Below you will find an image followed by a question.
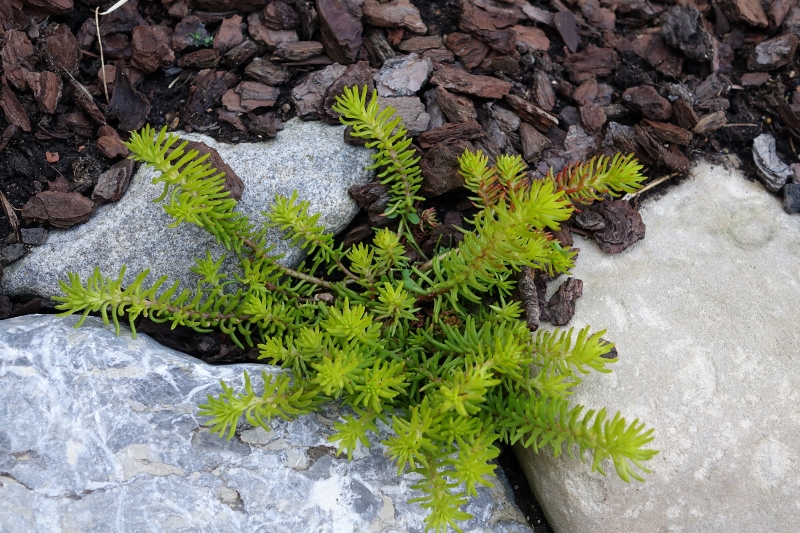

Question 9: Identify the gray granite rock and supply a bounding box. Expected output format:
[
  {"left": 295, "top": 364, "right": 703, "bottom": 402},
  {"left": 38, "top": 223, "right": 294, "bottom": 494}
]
[
  {"left": 516, "top": 162, "right": 800, "bottom": 532},
  {"left": 378, "top": 96, "right": 430, "bottom": 136},
  {"left": 1, "top": 119, "right": 373, "bottom": 302},
  {"left": 374, "top": 53, "right": 432, "bottom": 97},
  {"left": 0, "top": 314, "right": 532, "bottom": 533},
  {"left": 753, "top": 133, "right": 793, "bottom": 192}
]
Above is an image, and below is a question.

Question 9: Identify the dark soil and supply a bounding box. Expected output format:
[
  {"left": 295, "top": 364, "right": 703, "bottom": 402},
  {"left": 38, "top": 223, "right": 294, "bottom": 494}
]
[{"left": 3, "top": 0, "right": 800, "bottom": 530}]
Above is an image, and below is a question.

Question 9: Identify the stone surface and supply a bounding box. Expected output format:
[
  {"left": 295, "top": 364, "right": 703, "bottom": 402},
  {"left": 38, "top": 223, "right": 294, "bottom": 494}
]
[
  {"left": 374, "top": 53, "right": 432, "bottom": 97},
  {"left": 0, "top": 314, "right": 532, "bottom": 533},
  {"left": 516, "top": 162, "right": 800, "bottom": 533},
  {"left": 2, "top": 120, "right": 373, "bottom": 301},
  {"left": 377, "top": 96, "right": 430, "bottom": 136}
]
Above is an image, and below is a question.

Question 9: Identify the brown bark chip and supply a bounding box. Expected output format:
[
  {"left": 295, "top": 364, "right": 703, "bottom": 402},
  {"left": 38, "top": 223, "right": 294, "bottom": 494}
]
[
  {"left": 546, "top": 277, "right": 583, "bottom": 326},
  {"left": 363, "top": 0, "right": 427, "bottom": 34},
  {"left": 718, "top": 0, "right": 769, "bottom": 27},
  {"left": 317, "top": 0, "right": 363, "bottom": 64},
  {"left": 622, "top": 86, "right": 672, "bottom": 121},
  {"left": 1, "top": 30, "right": 35, "bottom": 91},
  {"left": 553, "top": 9, "right": 580, "bottom": 53},
  {"left": 519, "top": 122, "right": 551, "bottom": 162},
  {"left": 418, "top": 120, "right": 484, "bottom": 149},
  {"left": 562, "top": 45, "right": 616, "bottom": 84},
  {"left": 106, "top": 67, "right": 151, "bottom": 132},
  {"left": 25, "top": 71, "right": 61, "bottom": 114},
  {"left": 430, "top": 67, "right": 512, "bottom": 99},
  {"left": 518, "top": 266, "right": 540, "bottom": 332},
  {"left": 41, "top": 23, "right": 81, "bottom": 77},
  {"left": 443, "top": 33, "right": 490, "bottom": 69},
  {"left": 131, "top": 25, "right": 176, "bottom": 74},
  {"left": 420, "top": 139, "right": 474, "bottom": 197},
  {"left": 92, "top": 159, "right": 136, "bottom": 203},
  {"left": 20, "top": 0, "right": 72, "bottom": 15},
  {"left": 22, "top": 191, "right": 94, "bottom": 228},
  {"left": 320, "top": 61, "right": 375, "bottom": 124},
  {"left": 180, "top": 140, "right": 245, "bottom": 200},
  {"left": 97, "top": 135, "right": 130, "bottom": 159},
  {"left": 577, "top": 200, "right": 646, "bottom": 254},
  {"left": 435, "top": 86, "right": 477, "bottom": 124},
  {"left": 504, "top": 94, "right": 558, "bottom": 132},
  {"left": 0, "top": 83, "right": 31, "bottom": 132}
]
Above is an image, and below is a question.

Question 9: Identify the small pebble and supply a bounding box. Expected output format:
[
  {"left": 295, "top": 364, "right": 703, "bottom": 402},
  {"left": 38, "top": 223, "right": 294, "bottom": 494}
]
[{"left": 20, "top": 227, "right": 48, "bottom": 245}]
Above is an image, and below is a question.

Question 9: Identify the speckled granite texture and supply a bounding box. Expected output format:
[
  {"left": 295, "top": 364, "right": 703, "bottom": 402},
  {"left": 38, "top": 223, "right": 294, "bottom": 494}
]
[{"left": 2, "top": 119, "right": 373, "bottom": 302}]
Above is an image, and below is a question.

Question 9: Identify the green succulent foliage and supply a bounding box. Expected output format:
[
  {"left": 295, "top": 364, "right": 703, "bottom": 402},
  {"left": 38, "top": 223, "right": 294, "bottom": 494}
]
[{"left": 53, "top": 87, "right": 657, "bottom": 532}]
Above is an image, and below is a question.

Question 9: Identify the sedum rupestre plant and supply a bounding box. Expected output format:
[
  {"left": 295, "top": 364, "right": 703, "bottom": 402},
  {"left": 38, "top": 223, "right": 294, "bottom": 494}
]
[{"left": 54, "top": 85, "right": 656, "bottom": 532}]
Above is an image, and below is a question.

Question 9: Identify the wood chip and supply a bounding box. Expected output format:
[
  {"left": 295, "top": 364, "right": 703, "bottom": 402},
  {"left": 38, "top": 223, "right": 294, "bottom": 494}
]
[
  {"left": 504, "top": 94, "right": 558, "bottom": 132},
  {"left": 430, "top": 67, "right": 511, "bottom": 99},
  {"left": 693, "top": 110, "right": 728, "bottom": 134},
  {"left": 418, "top": 120, "right": 484, "bottom": 149},
  {"left": 0, "top": 83, "right": 31, "bottom": 132}
]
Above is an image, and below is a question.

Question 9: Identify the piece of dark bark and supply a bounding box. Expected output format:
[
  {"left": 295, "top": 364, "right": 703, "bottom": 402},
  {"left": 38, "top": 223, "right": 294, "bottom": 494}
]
[
  {"left": 247, "top": 11, "right": 298, "bottom": 49},
  {"left": 179, "top": 49, "right": 221, "bottom": 68},
  {"left": 69, "top": 80, "right": 106, "bottom": 124},
  {"left": 748, "top": 33, "right": 799, "bottom": 71},
  {"left": 572, "top": 79, "right": 597, "bottom": 107},
  {"left": 214, "top": 14, "right": 244, "bottom": 53},
  {"left": 0, "top": 83, "right": 31, "bottom": 132},
  {"left": 263, "top": 0, "right": 300, "bottom": 30},
  {"left": 21, "top": 191, "right": 94, "bottom": 228},
  {"left": 459, "top": 3, "right": 516, "bottom": 54},
  {"left": 633, "top": 124, "right": 689, "bottom": 173},
  {"left": 740, "top": 72, "right": 770, "bottom": 87},
  {"left": 512, "top": 25, "right": 550, "bottom": 53},
  {"left": 41, "top": 23, "right": 81, "bottom": 77},
  {"left": 418, "top": 120, "right": 484, "bottom": 149},
  {"left": 317, "top": 0, "right": 363, "bottom": 64},
  {"left": 245, "top": 57, "right": 292, "bottom": 85},
  {"left": 398, "top": 35, "right": 442, "bottom": 53},
  {"left": 435, "top": 86, "right": 477, "bottom": 124},
  {"left": 660, "top": 4, "right": 713, "bottom": 61},
  {"left": 420, "top": 139, "right": 474, "bottom": 197},
  {"left": 583, "top": 200, "right": 646, "bottom": 254},
  {"left": 106, "top": 66, "right": 151, "bottom": 132},
  {"left": 271, "top": 40, "right": 324, "bottom": 61},
  {"left": 553, "top": 9, "right": 579, "bottom": 53},
  {"left": 580, "top": 104, "right": 606, "bottom": 133},
  {"left": 504, "top": 94, "right": 558, "bottom": 132},
  {"left": 1, "top": 30, "right": 35, "bottom": 91},
  {"left": 430, "top": 67, "right": 512, "bottom": 99},
  {"left": 622, "top": 85, "right": 672, "bottom": 121},
  {"left": 291, "top": 63, "right": 347, "bottom": 119},
  {"left": 131, "top": 25, "right": 175, "bottom": 74},
  {"left": 546, "top": 277, "right": 583, "bottom": 326},
  {"left": 693, "top": 110, "right": 728, "bottom": 134},
  {"left": 778, "top": 103, "right": 800, "bottom": 139},
  {"left": 363, "top": 0, "right": 427, "bottom": 34},
  {"left": 222, "top": 39, "right": 262, "bottom": 68},
  {"left": 642, "top": 118, "right": 693, "bottom": 145},
  {"left": 752, "top": 133, "right": 792, "bottom": 192},
  {"left": 171, "top": 140, "right": 245, "bottom": 200},
  {"left": 519, "top": 122, "right": 551, "bottom": 162},
  {"left": 784, "top": 183, "right": 800, "bottom": 214},
  {"left": 172, "top": 15, "right": 207, "bottom": 51},
  {"left": 92, "top": 159, "right": 136, "bottom": 203},
  {"left": 562, "top": 45, "right": 616, "bottom": 84},
  {"left": 247, "top": 112, "right": 282, "bottom": 138},
  {"left": 25, "top": 71, "right": 61, "bottom": 114},
  {"left": 97, "top": 135, "right": 130, "bottom": 159},
  {"left": 349, "top": 182, "right": 390, "bottom": 210},
  {"left": 320, "top": 60, "right": 375, "bottom": 124},
  {"left": 518, "top": 265, "right": 540, "bottom": 331},
  {"left": 443, "top": 32, "right": 490, "bottom": 69},
  {"left": 717, "top": 0, "right": 769, "bottom": 27},
  {"left": 532, "top": 70, "right": 556, "bottom": 111},
  {"left": 182, "top": 69, "right": 236, "bottom": 125},
  {"left": 20, "top": 0, "right": 72, "bottom": 15},
  {"left": 192, "top": 0, "right": 267, "bottom": 11},
  {"left": 218, "top": 110, "right": 248, "bottom": 132},
  {"left": 672, "top": 98, "right": 698, "bottom": 129}
]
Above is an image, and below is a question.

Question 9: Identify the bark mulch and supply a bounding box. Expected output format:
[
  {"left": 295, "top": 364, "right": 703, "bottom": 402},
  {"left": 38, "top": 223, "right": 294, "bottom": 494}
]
[{"left": 3, "top": 1, "right": 800, "bottom": 529}]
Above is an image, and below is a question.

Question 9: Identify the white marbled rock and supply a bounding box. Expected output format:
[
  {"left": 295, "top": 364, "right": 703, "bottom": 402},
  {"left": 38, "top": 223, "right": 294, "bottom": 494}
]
[
  {"left": 0, "top": 314, "right": 532, "bottom": 533},
  {"left": 516, "top": 162, "right": 800, "bottom": 532},
  {"left": 1, "top": 119, "right": 373, "bottom": 302}
]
